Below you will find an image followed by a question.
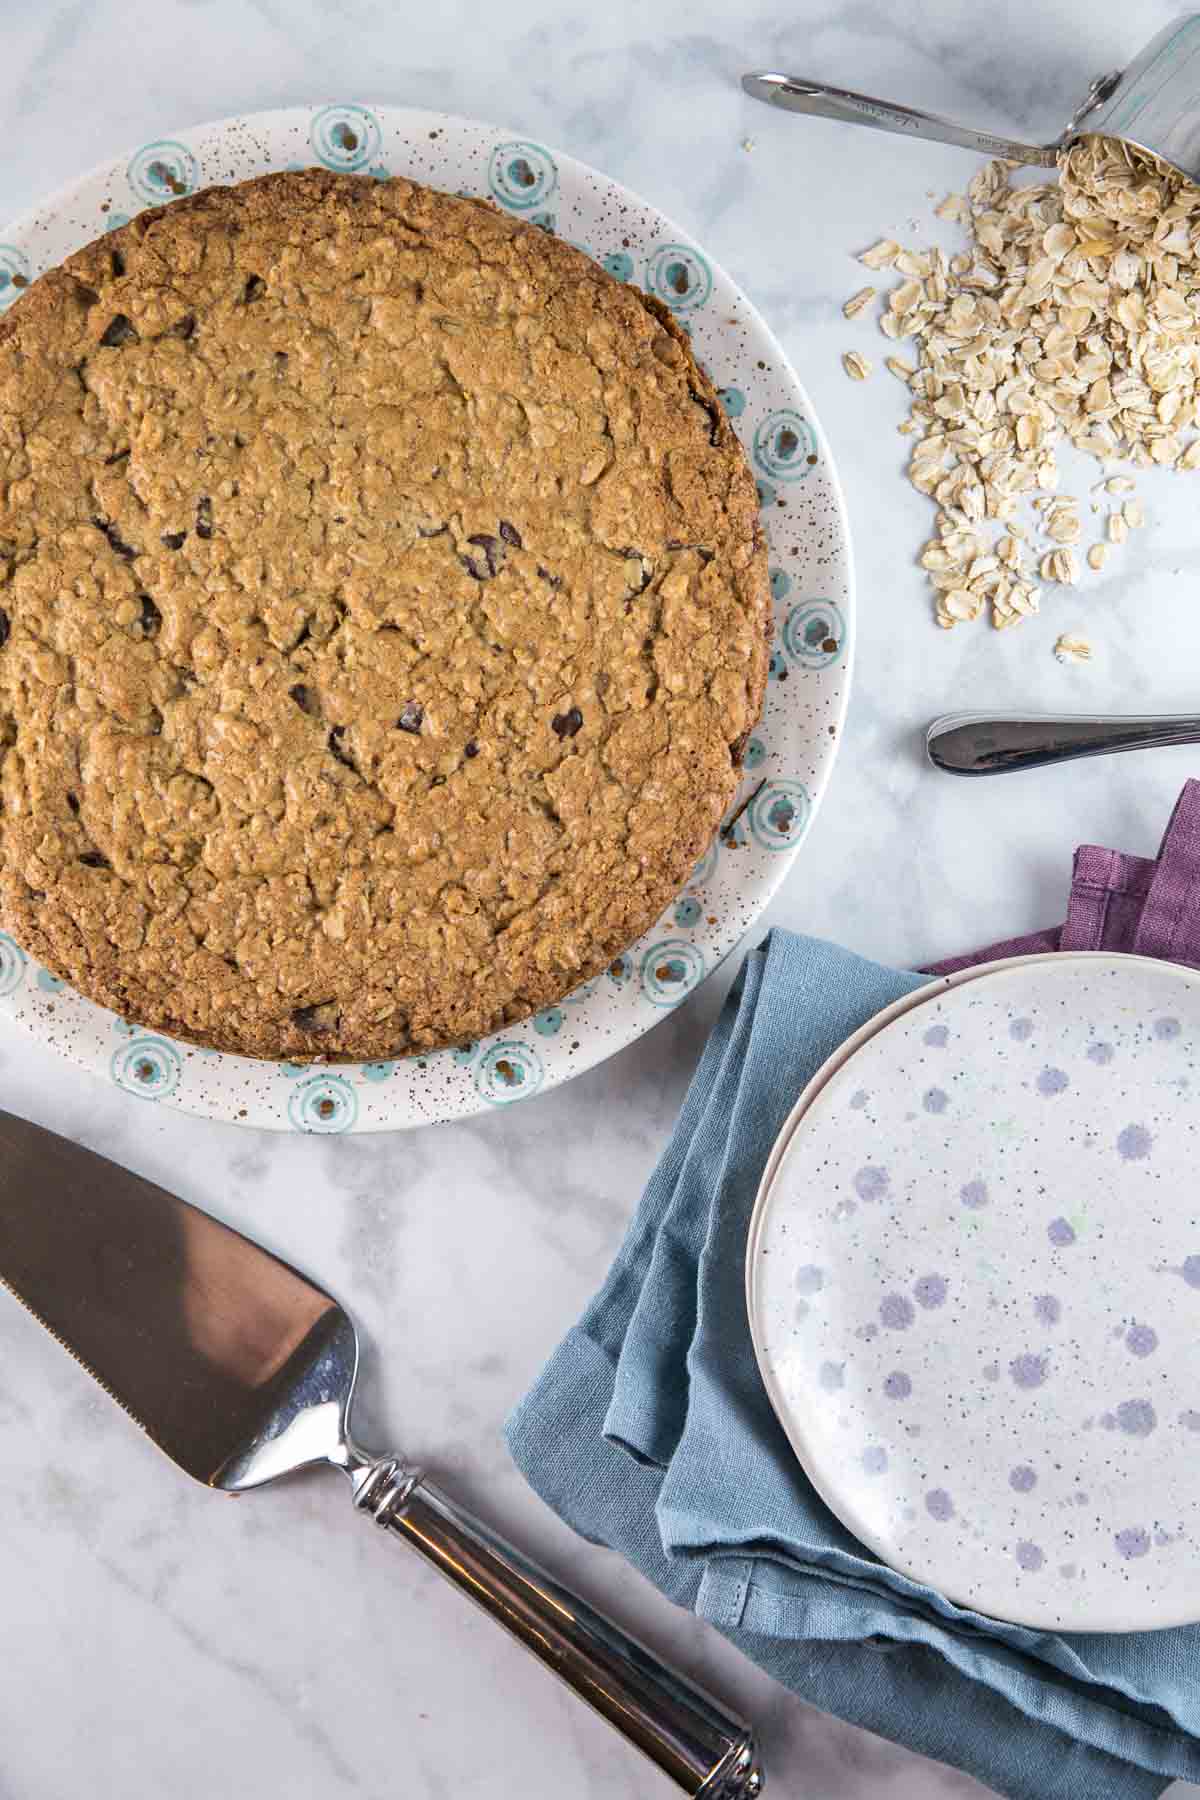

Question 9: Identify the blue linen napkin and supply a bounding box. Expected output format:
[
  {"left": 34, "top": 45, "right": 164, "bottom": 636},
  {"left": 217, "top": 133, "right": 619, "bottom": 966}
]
[{"left": 506, "top": 931, "right": 1200, "bottom": 1800}]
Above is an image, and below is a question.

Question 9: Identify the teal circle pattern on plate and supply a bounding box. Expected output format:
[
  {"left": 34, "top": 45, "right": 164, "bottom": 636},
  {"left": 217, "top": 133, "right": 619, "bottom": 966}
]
[
  {"left": 744, "top": 737, "right": 766, "bottom": 771},
  {"left": 674, "top": 896, "right": 702, "bottom": 927},
  {"left": 474, "top": 1040, "right": 544, "bottom": 1104},
  {"left": 689, "top": 836, "right": 719, "bottom": 887},
  {"left": 126, "top": 141, "right": 200, "bottom": 204},
  {"left": 602, "top": 250, "right": 633, "bottom": 282},
  {"left": 0, "top": 932, "right": 26, "bottom": 996},
  {"left": 718, "top": 386, "right": 746, "bottom": 418},
  {"left": 753, "top": 409, "right": 817, "bottom": 482},
  {"left": 644, "top": 243, "right": 712, "bottom": 313},
  {"left": 770, "top": 568, "right": 793, "bottom": 603},
  {"left": 533, "top": 1007, "right": 564, "bottom": 1036},
  {"left": 450, "top": 1042, "right": 478, "bottom": 1066},
  {"left": 35, "top": 967, "right": 64, "bottom": 993},
  {"left": 784, "top": 599, "right": 847, "bottom": 669},
  {"left": 640, "top": 939, "right": 706, "bottom": 1007},
  {"left": 748, "top": 780, "right": 811, "bottom": 852},
  {"left": 111, "top": 1035, "right": 182, "bottom": 1101},
  {"left": 607, "top": 954, "right": 633, "bottom": 988},
  {"left": 360, "top": 1060, "right": 397, "bottom": 1082},
  {"left": 0, "top": 246, "right": 31, "bottom": 312},
  {"left": 288, "top": 1072, "right": 359, "bottom": 1133},
  {"left": 488, "top": 140, "right": 558, "bottom": 211},
  {"left": 309, "top": 104, "right": 383, "bottom": 173}
]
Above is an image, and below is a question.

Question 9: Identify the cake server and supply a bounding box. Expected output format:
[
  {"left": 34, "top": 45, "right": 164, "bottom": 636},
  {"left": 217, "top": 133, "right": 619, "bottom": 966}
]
[
  {"left": 0, "top": 1108, "right": 762, "bottom": 1797},
  {"left": 743, "top": 14, "right": 1200, "bottom": 185}
]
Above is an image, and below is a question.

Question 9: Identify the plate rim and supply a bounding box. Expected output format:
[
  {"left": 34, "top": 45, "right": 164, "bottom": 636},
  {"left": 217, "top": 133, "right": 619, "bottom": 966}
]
[
  {"left": 746, "top": 949, "right": 1200, "bottom": 1632},
  {"left": 0, "top": 102, "right": 855, "bottom": 1130}
]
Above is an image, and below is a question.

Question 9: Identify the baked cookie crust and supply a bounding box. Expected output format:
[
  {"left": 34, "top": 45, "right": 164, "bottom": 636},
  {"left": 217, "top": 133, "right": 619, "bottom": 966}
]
[{"left": 0, "top": 170, "right": 769, "bottom": 1058}]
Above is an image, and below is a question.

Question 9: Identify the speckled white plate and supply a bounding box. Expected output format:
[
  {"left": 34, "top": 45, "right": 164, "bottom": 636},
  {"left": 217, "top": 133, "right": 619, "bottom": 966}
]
[
  {"left": 0, "top": 103, "right": 852, "bottom": 1132},
  {"left": 749, "top": 952, "right": 1200, "bottom": 1631}
]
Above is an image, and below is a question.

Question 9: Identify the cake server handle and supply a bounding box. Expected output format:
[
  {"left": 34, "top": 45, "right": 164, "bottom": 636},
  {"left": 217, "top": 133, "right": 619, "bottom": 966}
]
[
  {"left": 350, "top": 1456, "right": 763, "bottom": 1794},
  {"left": 741, "top": 72, "right": 1060, "bottom": 166}
]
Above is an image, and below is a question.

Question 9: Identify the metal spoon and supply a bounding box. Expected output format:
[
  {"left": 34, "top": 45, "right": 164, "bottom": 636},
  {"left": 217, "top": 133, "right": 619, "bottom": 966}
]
[
  {"left": 744, "top": 15, "right": 1200, "bottom": 186},
  {"left": 740, "top": 72, "right": 1066, "bottom": 167},
  {"left": 926, "top": 712, "right": 1200, "bottom": 775}
]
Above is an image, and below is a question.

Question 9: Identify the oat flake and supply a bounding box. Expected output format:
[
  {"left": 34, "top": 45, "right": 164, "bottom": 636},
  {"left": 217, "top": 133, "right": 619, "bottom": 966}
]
[{"left": 843, "top": 286, "right": 876, "bottom": 319}]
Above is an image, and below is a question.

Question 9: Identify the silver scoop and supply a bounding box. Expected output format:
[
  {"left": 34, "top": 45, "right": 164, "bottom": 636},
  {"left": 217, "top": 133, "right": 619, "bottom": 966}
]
[{"left": 744, "top": 15, "right": 1200, "bottom": 182}]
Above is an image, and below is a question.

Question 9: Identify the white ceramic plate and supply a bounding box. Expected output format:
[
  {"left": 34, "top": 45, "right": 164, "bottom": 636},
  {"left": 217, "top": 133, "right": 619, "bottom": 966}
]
[
  {"left": 752, "top": 952, "right": 1105, "bottom": 1205},
  {"left": 749, "top": 953, "right": 1200, "bottom": 1631},
  {"left": 0, "top": 103, "right": 852, "bottom": 1132}
]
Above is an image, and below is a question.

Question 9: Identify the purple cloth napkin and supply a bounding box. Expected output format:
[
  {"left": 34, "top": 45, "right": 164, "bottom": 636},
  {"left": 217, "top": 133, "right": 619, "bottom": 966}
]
[{"left": 928, "top": 779, "right": 1200, "bottom": 976}]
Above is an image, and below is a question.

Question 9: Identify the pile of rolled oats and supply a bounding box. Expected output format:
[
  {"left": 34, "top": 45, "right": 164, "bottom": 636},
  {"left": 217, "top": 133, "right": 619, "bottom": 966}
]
[{"left": 845, "top": 136, "right": 1200, "bottom": 634}]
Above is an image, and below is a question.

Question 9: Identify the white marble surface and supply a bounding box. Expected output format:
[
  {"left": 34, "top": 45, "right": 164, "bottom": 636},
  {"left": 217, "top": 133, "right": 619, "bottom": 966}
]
[{"left": 2, "top": 3, "right": 1199, "bottom": 1796}]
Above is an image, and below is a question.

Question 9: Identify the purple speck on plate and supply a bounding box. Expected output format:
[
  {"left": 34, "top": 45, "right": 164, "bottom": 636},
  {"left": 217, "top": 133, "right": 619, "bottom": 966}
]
[
  {"left": 1015, "top": 1540, "right": 1045, "bottom": 1572},
  {"left": 1010, "top": 1352, "right": 1048, "bottom": 1390},
  {"left": 884, "top": 1370, "right": 912, "bottom": 1401},
  {"left": 853, "top": 1165, "right": 889, "bottom": 1202},
  {"left": 923, "top": 1086, "right": 949, "bottom": 1114},
  {"left": 1087, "top": 1041, "right": 1115, "bottom": 1065},
  {"left": 1009, "top": 1017, "right": 1034, "bottom": 1042},
  {"left": 1117, "top": 1123, "right": 1153, "bottom": 1162},
  {"left": 1033, "top": 1294, "right": 1061, "bottom": 1327},
  {"left": 1116, "top": 1398, "right": 1157, "bottom": 1437},
  {"left": 1047, "top": 1217, "right": 1076, "bottom": 1248},
  {"left": 925, "top": 1487, "right": 954, "bottom": 1522},
  {"left": 1125, "top": 1322, "right": 1158, "bottom": 1358},
  {"left": 913, "top": 1273, "right": 948, "bottom": 1310},
  {"left": 1036, "top": 1066, "right": 1070, "bottom": 1097},
  {"left": 1115, "top": 1526, "right": 1151, "bottom": 1560},
  {"left": 923, "top": 1024, "right": 949, "bottom": 1048},
  {"left": 959, "top": 1178, "right": 988, "bottom": 1210},
  {"left": 862, "top": 1445, "right": 888, "bottom": 1475},
  {"left": 879, "top": 1293, "right": 915, "bottom": 1330},
  {"left": 1009, "top": 1464, "right": 1037, "bottom": 1493}
]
